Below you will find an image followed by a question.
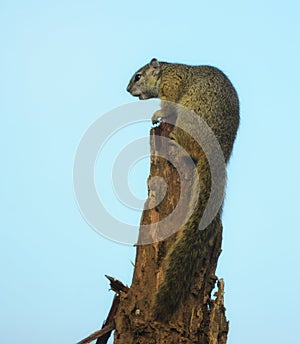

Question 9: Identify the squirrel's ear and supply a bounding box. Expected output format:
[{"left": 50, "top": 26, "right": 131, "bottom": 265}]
[{"left": 149, "top": 58, "right": 160, "bottom": 75}]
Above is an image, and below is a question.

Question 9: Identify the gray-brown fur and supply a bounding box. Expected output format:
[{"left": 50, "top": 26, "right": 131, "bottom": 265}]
[{"left": 127, "top": 58, "right": 239, "bottom": 321}]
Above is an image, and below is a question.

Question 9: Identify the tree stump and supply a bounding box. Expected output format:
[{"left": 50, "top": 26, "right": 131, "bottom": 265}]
[{"left": 113, "top": 121, "right": 228, "bottom": 344}]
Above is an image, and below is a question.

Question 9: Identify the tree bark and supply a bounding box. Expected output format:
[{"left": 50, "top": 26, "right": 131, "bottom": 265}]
[{"left": 113, "top": 122, "right": 228, "bottom": 344}]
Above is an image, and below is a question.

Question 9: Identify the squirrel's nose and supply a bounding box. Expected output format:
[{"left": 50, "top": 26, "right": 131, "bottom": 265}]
[{"left": 126, "top": 84, "right": 131, "bottom": 93}]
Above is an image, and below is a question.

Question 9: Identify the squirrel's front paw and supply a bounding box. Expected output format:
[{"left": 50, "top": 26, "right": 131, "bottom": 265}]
[{"left": 152, "top": 110, "right": 163, "bottom": 125}]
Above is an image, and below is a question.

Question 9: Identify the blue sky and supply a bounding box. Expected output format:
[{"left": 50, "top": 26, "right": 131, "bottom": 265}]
[{"left": 1, "top": 1, "right": 300, "bottom": 343}]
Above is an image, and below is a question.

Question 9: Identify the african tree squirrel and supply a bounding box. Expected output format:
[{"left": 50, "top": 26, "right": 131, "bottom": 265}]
[{"left": 127, "top": 58, "right": 239, "bottom": 321}]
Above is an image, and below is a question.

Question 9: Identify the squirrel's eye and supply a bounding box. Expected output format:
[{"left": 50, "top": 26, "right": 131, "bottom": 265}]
[{"left": 134, "top": 73, "right": 141, "bottom": 82}]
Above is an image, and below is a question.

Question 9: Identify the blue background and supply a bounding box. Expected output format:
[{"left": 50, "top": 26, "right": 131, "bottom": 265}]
[{"left": 1, "top": 1, "right": 300, "bottom": 343}]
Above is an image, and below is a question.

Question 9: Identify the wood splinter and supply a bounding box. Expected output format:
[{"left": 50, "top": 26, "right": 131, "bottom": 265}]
[{"left": 76, "top": 276, "right": 128, "bottom": 344}]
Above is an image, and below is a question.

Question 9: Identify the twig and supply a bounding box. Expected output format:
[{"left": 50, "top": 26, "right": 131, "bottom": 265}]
[{"left": 76, "top": 323, "right": 115, "bottom": 344}]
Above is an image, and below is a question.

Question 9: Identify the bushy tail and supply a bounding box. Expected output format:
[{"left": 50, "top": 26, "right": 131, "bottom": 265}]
[{"left": 153, "top": 158, "right": 224, "bottom": 322}]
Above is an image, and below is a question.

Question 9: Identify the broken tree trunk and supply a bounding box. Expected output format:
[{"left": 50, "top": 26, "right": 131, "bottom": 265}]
[{"left": 113, "top": 122, "right": 229, "bottom": 344}]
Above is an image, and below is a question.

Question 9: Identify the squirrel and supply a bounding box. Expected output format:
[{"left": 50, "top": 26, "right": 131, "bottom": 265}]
[{"left": 127, "top": 58, "right": 240, "bottom": 321}]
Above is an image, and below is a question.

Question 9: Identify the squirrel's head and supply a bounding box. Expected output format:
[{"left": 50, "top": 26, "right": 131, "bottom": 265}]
[{"left": 127, "top": 58, "right": 161, "bottom": 100}]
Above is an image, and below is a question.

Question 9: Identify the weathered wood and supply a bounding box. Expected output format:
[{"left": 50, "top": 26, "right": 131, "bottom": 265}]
[{"left": 113, "top": 122, "right": 228, "bottom": 343}]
